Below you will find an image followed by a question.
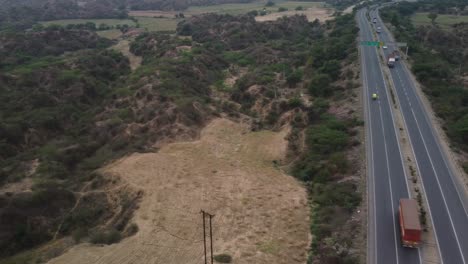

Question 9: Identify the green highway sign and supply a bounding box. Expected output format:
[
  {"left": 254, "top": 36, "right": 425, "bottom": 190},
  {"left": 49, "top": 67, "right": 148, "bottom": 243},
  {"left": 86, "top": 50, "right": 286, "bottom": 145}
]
[{"left": 360, "top": 41, "right": 383, "bottom": 46}]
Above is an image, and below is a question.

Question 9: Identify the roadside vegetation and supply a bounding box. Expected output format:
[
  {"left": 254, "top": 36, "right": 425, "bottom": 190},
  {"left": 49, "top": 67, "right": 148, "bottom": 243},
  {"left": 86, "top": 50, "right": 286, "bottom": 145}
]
[
  {"left": 380, "top": 0, "right": 468, "bottom": 156},
  {"left": 291, "top": 14, "right": 363, "bottom": 263}
]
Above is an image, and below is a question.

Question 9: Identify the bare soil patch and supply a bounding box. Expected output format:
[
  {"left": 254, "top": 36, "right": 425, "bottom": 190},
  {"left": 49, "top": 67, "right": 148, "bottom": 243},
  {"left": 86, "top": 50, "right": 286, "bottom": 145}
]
[
  {"left": 47, "top": 118, "right": 309, "bottom": 264},
  {"left": 255, "top": 8, "right": 333, "bottom": 22}
]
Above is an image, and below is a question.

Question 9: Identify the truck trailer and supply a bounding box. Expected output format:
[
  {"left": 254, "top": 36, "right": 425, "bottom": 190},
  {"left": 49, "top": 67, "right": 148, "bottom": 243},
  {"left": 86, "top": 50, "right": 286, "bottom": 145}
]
[{"left": 399, "top": 199, "right": 422, "bottom": 248}]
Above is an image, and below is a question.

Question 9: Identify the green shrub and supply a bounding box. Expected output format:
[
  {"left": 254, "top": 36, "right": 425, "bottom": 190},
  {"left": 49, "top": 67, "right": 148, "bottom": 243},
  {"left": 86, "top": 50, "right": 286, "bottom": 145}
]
[
  {"left": 463, "top": 162, "right": 468, "bottom": 174},
  {"left": 126, "top": 223, "right": 139, "bottom": 236},
  {"left": 286, "top": 69, "right": 303, "bottom": 87},
  {"left": 308, "top": 74, "right": 332, "bottom": 97},
  {"left": 90, "top": 229, "right": 121, "bottom": 245},
  {"left": 306, "top": 125, "right": 349, "bottom": 155},
  {"left": 72, "top": 228, "right": 88, "bottom": 243},
  {"left": 223, "top": 51, "right": 254, "bottom": 67},
  {"left": 214, "top": 253, "right": 232, "bottom": 263},
  {"left": 288, "top": 97, "right": 303, "bottom": 108}
]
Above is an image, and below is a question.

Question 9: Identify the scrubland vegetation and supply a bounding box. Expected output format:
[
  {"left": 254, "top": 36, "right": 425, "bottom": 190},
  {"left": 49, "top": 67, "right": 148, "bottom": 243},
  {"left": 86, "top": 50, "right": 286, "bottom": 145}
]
[{"left": 0, "top": 0, "right": 363, "bottom": 261}]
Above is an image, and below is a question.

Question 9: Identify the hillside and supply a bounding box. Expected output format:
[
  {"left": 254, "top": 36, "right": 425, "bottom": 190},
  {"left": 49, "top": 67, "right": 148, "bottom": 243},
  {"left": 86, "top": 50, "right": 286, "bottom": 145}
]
[
  {"left": 0, "top": 11, "right": 363, "bottom": 264},
  {"left": 47, "top": 118, "right": 310, "bottom": 264}
]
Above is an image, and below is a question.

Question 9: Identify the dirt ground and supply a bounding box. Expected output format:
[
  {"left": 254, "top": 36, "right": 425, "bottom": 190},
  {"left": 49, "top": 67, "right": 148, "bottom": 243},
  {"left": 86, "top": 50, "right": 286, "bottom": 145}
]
[
  {"left": 47, "top": 118, "right": 310, "bottom": 264},
  {"left": 255, "top": 8, "right": 333, "bottom": 22}
]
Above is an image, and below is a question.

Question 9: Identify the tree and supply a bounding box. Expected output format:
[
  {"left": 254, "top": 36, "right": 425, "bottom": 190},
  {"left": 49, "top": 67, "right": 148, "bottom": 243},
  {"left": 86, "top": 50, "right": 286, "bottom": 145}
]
[
  {"left": 247, "top": 10, "right": 258, "bottom": 16},
  {"left": 286, "top": 69, "right": 303, "bottom": 87},
  {"left": 452, "top": 114, "right": 468, "bottom": 144},
  {"left": 390, "top": 12, "right": 400, "bottom": 27},
  {"left": 98, "top": 23, "right": 110, "bottom": 30},
  {"left": 295, "top": 6, "right": 304, "bottom": 11},
  {"left": 32, "top": 23, "right": 44, "bottom": 31},
  {"left": 278, "top": 7, "right": 288, "bottom": 12},
  {"left": 308, "top": 74, "right": 332, "bottom": 97},
  {"left": 265, "top": 0, "right": 275, "bottom": 7},
  {"left": 428, "top": 13, "right": 438, "bottom": 24}
]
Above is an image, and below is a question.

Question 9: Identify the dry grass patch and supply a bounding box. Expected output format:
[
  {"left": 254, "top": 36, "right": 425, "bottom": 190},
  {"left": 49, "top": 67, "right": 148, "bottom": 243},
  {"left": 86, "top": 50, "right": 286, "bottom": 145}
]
[{"left": 47, "top": 119, "right": 309, "bottom": 264}]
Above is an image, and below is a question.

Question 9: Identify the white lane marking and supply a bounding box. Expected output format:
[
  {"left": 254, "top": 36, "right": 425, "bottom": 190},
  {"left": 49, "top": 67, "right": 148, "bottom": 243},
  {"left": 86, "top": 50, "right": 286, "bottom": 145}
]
[
  {"left": 408, "top": 100, "right": 467, "bottom": 264},
  {"left": 399, "top": 62, "right": 468, "bottom": 219},
  {"left": 396, "top": 72, "right": 458, "bottom": 264},
  {"left": 377, "top": 100, "right": 400, "bottom": 264},
  {"left": 359, "top": 10, "right": 378, "bottom": 264},
  {"left": 373, "top": 10, "right": 425, "bottom": 261},
  {"left": 391, "top": 64, "right": 439, "bottom": 264},
  {"left": 376, "top": 43, "right": 412, "bottom": 197},
  {"left": 370, "top": 18, "right": 423, "bottom": 262},
  {"left": 367, "top": 33, "right": 401, "bottom": 263}
]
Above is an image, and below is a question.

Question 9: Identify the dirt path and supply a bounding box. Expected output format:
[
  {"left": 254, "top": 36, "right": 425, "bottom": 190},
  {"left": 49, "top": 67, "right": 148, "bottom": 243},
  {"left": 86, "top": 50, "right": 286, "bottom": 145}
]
[
  {"left": 47, "top": 118, "right": 310, "bottom": 264},
  {"left": 111, "top": 39, "right": 142, "bottom": 71}
]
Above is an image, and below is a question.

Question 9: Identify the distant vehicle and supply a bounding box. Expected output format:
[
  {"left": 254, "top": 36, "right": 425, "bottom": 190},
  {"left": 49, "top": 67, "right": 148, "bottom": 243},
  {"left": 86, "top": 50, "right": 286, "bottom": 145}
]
[
  {"left": 372, "top": 93, "right": 378, "bottom": 100},
  {"left": 377, "top": 29, "right": 381, "bottom": 34},
  {"left": 399, "top": 199, "right": 422, "bottom": 248},
  {"left": 373, "top": 18, "right": 377, "bottom": 23},
  {"left": 383, "top": 45, "right": 388, "bottom": 49},
  {"left": 387, "top": 56, "right": 396, "bottom": 68},
  {"left": 393, "top": 50, "right": 400, "bottom": 60}
]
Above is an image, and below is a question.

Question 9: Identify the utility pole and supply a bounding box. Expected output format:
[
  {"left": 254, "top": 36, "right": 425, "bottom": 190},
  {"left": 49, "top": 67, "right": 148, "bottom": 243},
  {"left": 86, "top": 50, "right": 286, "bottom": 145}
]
[
  {"left": 209, "top": 214, "right": 214, "bottom": 264},
  {"left": 201, "top": 211, "right": 207, "bottom": 264},
  {"left": 201, "top": 210, "right": 215, "bottom": 264}
]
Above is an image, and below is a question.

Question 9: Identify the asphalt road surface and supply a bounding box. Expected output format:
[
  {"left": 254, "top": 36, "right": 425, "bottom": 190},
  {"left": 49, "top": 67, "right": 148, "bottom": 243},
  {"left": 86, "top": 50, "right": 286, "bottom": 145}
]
[
  {"left": 358, "top": 8, "right": 421, "bottom": 264},
  {"left": 371, "top": 7, "right": 468, "bottom": 264}
]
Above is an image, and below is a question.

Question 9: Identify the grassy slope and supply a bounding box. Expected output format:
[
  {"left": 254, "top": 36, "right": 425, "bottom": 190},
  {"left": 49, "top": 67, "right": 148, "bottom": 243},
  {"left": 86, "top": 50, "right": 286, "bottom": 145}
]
[
  {"left": 137, "top": 17, "right": 182, "bottom": 31},
  {"left": 412, "top": 12, "right": 468, "bottom": 29}
]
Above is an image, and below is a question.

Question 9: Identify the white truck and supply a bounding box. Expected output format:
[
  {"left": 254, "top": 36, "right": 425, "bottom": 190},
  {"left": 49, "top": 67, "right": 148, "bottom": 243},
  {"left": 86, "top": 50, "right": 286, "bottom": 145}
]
[{"left": 388, "top": 56, "right": 396, "bottom": 68}]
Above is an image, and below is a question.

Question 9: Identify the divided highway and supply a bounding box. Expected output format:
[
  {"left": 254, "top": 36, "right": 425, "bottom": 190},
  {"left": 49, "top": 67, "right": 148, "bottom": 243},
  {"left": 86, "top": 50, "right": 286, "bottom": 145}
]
[
  {"left": 357, "top": 8, "right": 421, "bottom": 264},
  {"left": 371, "top": 7, "right": 468, "bottom": 264}
]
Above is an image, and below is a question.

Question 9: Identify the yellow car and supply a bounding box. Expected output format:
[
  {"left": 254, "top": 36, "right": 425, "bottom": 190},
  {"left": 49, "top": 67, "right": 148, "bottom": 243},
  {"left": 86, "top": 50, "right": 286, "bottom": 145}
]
[{"left": 372, "top": 93, "right": 378, "bottom": 100}]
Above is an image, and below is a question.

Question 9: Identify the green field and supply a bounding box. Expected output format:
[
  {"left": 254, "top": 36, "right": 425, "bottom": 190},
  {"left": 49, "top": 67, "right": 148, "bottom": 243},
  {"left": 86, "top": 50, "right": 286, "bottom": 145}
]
[
  {"left": 41, "top": 19, "right": 136, "bottom": 27},
  {"left": 412, "top": 12, "right": 468, "bottom": 30},
  {"left": 97, "top": 29, "right": 122, "bottom": 39},
  {"left": 136, "top": 17, "right": 182, "bottom": 31},
  {"left": 186, "top": 1, "right": 326, "bottom": 15}
]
